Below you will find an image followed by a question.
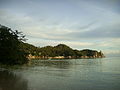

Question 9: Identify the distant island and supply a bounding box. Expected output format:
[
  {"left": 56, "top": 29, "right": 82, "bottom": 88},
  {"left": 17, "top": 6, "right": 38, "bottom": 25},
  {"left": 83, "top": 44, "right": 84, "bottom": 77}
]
[{"left": 0, "top": 25, "right": 105, "bottom": 65}]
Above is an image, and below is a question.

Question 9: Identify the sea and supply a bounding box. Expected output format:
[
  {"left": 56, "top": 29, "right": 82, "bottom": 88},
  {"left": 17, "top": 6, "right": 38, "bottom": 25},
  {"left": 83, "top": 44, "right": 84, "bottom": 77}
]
[{"left": 0, "top": 57, "right": 120, "bottom": 90}]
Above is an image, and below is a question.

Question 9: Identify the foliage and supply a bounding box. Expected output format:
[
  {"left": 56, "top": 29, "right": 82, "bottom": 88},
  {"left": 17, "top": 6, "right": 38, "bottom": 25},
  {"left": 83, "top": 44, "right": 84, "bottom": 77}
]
[
  {"left": 0, "top": 25, "right": 28, "bottom": 65},
  {"left": 0, "top": 24, "right": 105, "bottom": 62},
  {"left": 21, "top": 43, "right": 105, "bottom": 58},
  {"left": 19, "top": 42, "right": 39, "bottom": 56},
  {"left": 54, "top": 44, "right": 75, "bottom": 57}
]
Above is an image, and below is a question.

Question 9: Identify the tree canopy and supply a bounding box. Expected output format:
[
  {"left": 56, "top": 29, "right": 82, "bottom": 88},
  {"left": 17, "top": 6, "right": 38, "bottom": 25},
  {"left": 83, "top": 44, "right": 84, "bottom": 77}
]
[
  {"left": 0, "top": 25, "right": 28, "bottom": 65},
  {"left": 21, "top": 43, "right": 105, "bottom": 59}
]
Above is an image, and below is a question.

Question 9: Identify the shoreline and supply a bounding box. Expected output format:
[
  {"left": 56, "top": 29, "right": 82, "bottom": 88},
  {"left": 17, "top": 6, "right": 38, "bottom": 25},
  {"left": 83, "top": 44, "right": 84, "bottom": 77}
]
[{"left": 28, "top": 55, "right": 105, "bottom": 60}]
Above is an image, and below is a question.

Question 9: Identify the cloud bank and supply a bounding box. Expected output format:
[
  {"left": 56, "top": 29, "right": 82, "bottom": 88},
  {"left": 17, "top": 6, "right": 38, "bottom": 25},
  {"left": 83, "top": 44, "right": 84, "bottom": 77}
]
[{"left": 0, "top": 0, "right": 120, "bottom": 55}]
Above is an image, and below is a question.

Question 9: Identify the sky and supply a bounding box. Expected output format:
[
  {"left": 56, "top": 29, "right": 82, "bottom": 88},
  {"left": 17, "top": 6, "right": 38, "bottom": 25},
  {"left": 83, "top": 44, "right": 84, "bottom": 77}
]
[{"left": 0, "top": 0, "right": 120, "bottom": 56}]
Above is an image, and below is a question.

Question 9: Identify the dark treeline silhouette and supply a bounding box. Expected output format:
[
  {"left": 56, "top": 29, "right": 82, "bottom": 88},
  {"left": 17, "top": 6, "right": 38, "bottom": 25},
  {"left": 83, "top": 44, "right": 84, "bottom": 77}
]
[{"left": 0, "top": 25, "right": 28, "bottom": 65}]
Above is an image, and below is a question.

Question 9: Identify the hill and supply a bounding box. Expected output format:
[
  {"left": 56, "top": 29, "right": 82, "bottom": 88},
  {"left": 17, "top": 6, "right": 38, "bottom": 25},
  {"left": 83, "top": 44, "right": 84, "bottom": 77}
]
[
  {"left": 20, "top": 43, "right": 105, "bottom": 59},
  {"left": 0, "top": 24, "right": 105, "bottom": 65}
]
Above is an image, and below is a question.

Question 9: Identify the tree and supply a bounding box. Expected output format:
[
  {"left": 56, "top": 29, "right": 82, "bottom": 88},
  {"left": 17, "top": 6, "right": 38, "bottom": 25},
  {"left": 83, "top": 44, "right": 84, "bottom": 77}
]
[
  {"left": 0, "top": 25, "right": 28, "bottom": 65},
  {"left": 54, "top": 44, "right": 75, "bottom": 57}
]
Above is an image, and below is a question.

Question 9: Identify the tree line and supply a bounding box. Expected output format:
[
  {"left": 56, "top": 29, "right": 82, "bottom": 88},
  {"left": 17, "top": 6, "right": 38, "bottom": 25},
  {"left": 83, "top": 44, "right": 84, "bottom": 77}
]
[
  {"left": 21, "top": 43, "right": 105, "bottom": 59},
  {"left": 0, "top": 25, "right": 105, "bottom": 65},
  {"left": 0, "top": 25, "right": 28, "bottom": 65}
]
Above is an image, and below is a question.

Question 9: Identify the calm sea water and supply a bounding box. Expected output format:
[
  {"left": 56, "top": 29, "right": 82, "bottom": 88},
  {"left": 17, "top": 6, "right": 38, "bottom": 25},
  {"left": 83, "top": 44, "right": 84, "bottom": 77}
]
[{"left": 0, "top": 57, "right": 120, "bottom": 90}]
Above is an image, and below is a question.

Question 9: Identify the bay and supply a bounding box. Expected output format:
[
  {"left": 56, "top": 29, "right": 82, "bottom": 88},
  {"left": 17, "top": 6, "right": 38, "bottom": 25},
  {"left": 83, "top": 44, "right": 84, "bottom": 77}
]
[{"left": 0, "top": 57, "right": 120, "bottom": 90}]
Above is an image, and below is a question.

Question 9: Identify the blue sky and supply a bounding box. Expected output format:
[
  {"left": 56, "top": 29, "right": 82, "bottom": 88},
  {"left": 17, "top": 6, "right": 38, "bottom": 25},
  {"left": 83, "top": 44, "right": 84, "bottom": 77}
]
[{"left": 0, "top": 0, "right": 120, "bottom": 56}]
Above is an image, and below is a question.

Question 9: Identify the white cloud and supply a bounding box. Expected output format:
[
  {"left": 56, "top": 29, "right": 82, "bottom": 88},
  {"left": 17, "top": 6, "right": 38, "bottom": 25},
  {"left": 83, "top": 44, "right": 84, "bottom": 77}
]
[{"left": 0, "top": 0, "right": 120, "bottom": 56}]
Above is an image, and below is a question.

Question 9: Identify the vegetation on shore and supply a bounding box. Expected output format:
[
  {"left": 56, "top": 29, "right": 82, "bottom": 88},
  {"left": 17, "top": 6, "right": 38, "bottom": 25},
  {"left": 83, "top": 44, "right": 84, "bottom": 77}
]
[
  {"left": 0, "top": 25, "right": 105, "bottom": 65},
  {"left": 21, "top": 43, "right": 105, "bottom": 59},
  {"left": 0, "top": 25, "right": 28, "bottom": 65}
]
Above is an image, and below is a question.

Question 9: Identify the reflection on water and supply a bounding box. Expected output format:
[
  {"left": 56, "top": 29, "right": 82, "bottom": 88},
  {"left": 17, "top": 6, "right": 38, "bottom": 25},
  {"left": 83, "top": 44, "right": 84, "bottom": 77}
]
[
  {"left": 0, "top": 57, "right": 120, "bottom": 90},
  {"left": 0, "top": 70, "right": 28, "bottom": 90},
  {"left": 29, "top": 59, "right": 102, "bottom": 69},
  {"left": 30, "top": 60, "right": 73, "bottom": 69}
]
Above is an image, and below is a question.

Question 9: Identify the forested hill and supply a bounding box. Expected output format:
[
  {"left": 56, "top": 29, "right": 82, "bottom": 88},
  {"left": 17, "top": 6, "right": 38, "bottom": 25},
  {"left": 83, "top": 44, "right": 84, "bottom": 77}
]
[
  {"left": 0, "top": 24, "right": 105, "bottom": 65},
  {"left": 20, "top": 43, "right": 105, "bottom": 59}
]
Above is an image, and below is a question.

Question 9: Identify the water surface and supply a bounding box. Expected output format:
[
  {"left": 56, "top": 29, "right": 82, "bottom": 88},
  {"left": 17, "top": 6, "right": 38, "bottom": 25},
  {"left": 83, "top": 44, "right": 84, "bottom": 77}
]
[{"left": 0, "top": 57, "right": 120, "bottom": 90}]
